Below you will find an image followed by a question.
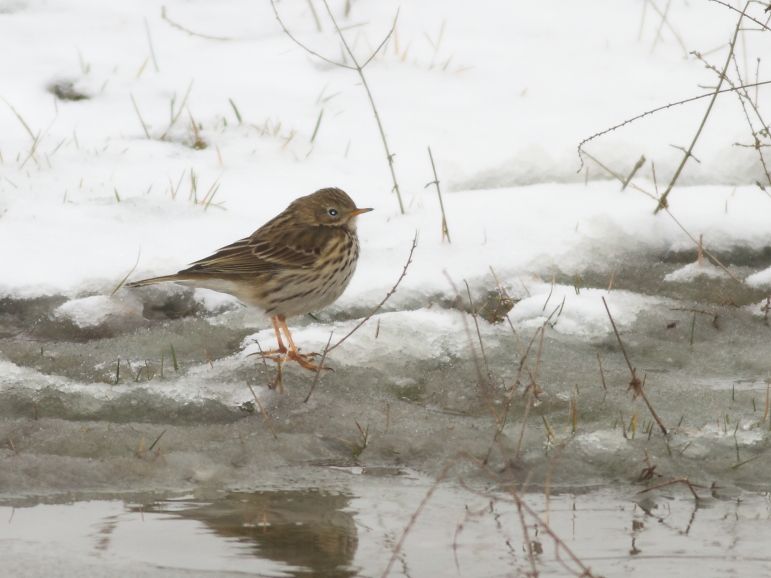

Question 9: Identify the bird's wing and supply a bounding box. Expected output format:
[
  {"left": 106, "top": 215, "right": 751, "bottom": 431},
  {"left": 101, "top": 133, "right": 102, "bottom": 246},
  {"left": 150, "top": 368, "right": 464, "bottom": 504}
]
[{"left": 180, "top": 225, "right": 326, "bottom": 276}]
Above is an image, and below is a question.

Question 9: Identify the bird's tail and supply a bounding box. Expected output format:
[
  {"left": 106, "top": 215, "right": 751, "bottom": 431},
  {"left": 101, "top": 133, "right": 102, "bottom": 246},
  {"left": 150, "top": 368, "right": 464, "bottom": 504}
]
[{"left": 125, "top": 274, "right": 185, "bottom": 288}]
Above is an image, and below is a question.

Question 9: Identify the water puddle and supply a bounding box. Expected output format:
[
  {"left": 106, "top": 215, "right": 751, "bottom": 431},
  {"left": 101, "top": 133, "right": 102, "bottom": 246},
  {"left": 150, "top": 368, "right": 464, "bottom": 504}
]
[{"left": 2, "top": 480, "right": 771, "bottom": 577}]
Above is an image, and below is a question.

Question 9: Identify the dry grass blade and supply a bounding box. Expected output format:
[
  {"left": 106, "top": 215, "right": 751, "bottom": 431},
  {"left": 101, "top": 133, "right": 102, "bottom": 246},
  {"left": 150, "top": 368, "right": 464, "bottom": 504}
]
[
  {"left": 111, "top": 249, "right": 142, "bottom": 296},
  {"left": 1, "top": 97, "right": 36, "bottom": 140},
  {"left": 147, "top": 429, "right": 166, "bottom": 452},
  {"left": 327, "top": 233, "right": 417, "bottom": 353},
  {"left": 144, "top": 18, "right": 160, "bottom": 72},
  {"left": 160, "top": 80, "right": 194, "bottom": 140},
  {"left": 130, "top": 93, "right": 151, "bottom": 139}
]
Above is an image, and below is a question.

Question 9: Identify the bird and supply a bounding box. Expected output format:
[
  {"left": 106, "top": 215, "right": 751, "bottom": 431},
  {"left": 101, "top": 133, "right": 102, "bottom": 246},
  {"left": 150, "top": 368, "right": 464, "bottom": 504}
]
[{"left": 126, "top": 187, "right": 372, "bottom": 373}]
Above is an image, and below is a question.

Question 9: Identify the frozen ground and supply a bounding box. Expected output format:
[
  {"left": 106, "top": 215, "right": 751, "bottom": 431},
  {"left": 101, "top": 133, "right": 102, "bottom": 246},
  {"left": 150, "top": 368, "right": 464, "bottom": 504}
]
[{"left": 3, "top": 0, "right": 771, "bottom": 576}]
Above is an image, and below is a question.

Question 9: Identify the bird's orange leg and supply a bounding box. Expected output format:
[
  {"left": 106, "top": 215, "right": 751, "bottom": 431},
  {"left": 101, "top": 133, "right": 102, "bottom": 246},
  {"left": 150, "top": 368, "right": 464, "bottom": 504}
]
[
  {"left": 271, "top": 316, "right": 288, "bottom": 354},
  {"left": 277, "top": 316, "right": 332, "bottom": 372},
  {"left": 250, "top": 316, "right": 288, "bottom": 360}
]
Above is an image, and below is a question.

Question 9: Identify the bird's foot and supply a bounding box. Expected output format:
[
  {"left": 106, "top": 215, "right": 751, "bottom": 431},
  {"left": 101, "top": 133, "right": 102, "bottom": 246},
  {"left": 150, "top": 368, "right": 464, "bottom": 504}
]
[
  {"left": 248, "top": 345, "right": 288, "bottom": 358},
  {"left": 287, "top": 350, "right": 333, "bottom": 372}
]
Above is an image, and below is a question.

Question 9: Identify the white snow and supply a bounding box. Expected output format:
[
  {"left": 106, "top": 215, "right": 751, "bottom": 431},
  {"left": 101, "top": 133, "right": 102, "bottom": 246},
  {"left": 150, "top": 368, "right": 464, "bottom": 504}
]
[
  {"left": 509, "top": 283, "right": 660, "bottom": 338},
  {"left": 746, "top": 267, "right": 771, "bottom": 288},
  {"left": 1, "top": 0, "right": 771, "bottom": 307},
  {"left": 664, "top": 260, "right": 729, "bottom": 283},
  {"left": 54, "top": 294, "right": 144, "bottom": 328}
]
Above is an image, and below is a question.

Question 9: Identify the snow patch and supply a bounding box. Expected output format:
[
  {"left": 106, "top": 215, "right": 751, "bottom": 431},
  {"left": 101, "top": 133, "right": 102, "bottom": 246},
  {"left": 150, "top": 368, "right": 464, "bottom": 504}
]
[
  {"left": 53, "top": 294, "right": 144, "bottom": 329},
  {"left": 746, "top": 267, "right": 771, "bottom": 288},
  {"left": 510, "top": 284, "right": 659, "bottom": 338},
  {"left": 193, "top": 288, "right": 242, "bottom": 314},
  {"left": 664, "top": 261, "right": 728, "bottom": 283}
]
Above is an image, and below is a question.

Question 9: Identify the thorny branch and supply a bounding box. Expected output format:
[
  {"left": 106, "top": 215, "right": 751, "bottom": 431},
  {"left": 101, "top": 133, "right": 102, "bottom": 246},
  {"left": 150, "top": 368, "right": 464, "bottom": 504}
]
[{"left": 576, "top": 78, "right": 771, "bottom": 171}]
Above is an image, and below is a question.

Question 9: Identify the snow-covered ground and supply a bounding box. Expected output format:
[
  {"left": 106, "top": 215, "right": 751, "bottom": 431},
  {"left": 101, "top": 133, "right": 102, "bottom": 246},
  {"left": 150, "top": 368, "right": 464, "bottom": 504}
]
[{"left": 3, "top": 1, "right": 771, "bottom": 575}]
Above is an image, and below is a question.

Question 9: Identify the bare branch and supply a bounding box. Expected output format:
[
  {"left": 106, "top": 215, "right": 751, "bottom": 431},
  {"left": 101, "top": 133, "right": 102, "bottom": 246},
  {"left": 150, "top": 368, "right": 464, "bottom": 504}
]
[
  {"left": 602, "top": 297, "right": 668, "bottom": 435},
  {"left": 360, "top": 8, "right": 400, "bottom": 69},
  {"left": 426, "top": 146, "right": 451, "bottom": 242},
  {"left": 269, "top": 0, "right": 354, "bottom": 69},
  {"left": 655, "top": 2, "right": 749, "bottom": 213},
  {"left": 304, "top": 331, "right": 333, "bottom": 403},
  {"left": 710, "top": 0, "right": 771, "bottom": 31},
  {"left": 576, "top": 79, "right": 771, "bottom": 172},
  {"left": 161, "top": 5, "right": 235, "bottom": 42},
  {"left": 327, "top": 233, "right": 417, "bottom": 353}
]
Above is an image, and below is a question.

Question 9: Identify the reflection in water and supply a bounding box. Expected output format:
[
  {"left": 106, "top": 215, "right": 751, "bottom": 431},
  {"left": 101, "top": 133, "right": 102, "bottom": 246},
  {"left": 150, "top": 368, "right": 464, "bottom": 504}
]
[{"left": 130, "top": 489, "right": 358, "bottom": 578}]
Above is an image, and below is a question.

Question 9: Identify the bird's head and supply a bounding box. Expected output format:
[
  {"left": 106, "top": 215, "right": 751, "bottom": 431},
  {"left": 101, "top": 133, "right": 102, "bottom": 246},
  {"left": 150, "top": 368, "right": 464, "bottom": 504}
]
[{"left": 293, "top": 187, "right": 373, "bottom": 229}]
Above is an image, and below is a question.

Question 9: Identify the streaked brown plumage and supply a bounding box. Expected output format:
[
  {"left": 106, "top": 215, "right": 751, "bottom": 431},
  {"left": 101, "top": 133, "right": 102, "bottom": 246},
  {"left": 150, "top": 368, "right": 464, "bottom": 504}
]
[{"left": 127, "top": 187, "right": 372, "bottom": 371}]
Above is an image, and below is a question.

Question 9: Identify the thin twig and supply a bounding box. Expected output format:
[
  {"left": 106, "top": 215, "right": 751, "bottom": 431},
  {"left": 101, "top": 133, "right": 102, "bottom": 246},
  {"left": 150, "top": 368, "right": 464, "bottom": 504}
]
[
  {"left": 576, "top": 79, "right": 771, "bottom": 171},
  {"left": 638, "top": 477, "right": 703, "bottom": 501},
  {"left": 271, "top": 0, "right": 405, "bottom": 213},
  {"left": 647, "top": 0, "right": 689, "bottom": 56},
  {"left": 247, "top": 383, "right": 278, "bottom": 440},
  {"left": 582, "top": 151, "right": 742, "bottom": 283},
  {"left": 380, "top": 460, "right": 455, "bottom": 578},
  {"left": 327, "top": 232, "right": 417, "bottom": 353},
  {"left": 655, "top": 2, "right": 749, "bottom": 213},
  {"left": 161, "top": 6, "right": 235, "bottom": 41},
  {"left": 320, "top": 0, "right": 404, "bottom": 213},
  {"left": 270, "top": 0, "right": 353, "bottom": 69},
  {"left": 304, "top": 331, "right": 333, "bottom": 403},
  {"left": 464, "top": 280, "right": 491, "bottom": 381},
  {"left": 710, "top": 0, "right": 771, "bottom": 32},
  {"left": 602, "top": 297, "right": 668, "bottom": 435},
  {"left": 426, "top": 146, "right": 451, "bottom": 242},
  {"left": 621, "top": 155, "right": 646, "bottom": 190}
]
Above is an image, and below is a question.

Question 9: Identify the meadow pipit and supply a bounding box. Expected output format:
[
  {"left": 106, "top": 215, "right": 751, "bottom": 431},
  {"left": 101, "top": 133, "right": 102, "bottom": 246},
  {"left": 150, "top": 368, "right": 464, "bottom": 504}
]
[{"left": 127, "top": 187, "right": 372, "bottom": 372}]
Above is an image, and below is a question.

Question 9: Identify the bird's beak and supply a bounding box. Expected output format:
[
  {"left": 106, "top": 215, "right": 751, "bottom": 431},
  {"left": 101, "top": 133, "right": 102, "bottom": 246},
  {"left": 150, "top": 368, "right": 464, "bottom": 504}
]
[{"left": 350, "top": 207, "right": 374, "bottom": 217}]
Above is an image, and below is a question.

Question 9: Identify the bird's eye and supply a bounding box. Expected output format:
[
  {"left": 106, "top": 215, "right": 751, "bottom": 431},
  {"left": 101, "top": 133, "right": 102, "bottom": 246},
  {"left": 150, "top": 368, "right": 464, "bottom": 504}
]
[{"left": 327, "top": 208, "right": 338, "bottom": 217}]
